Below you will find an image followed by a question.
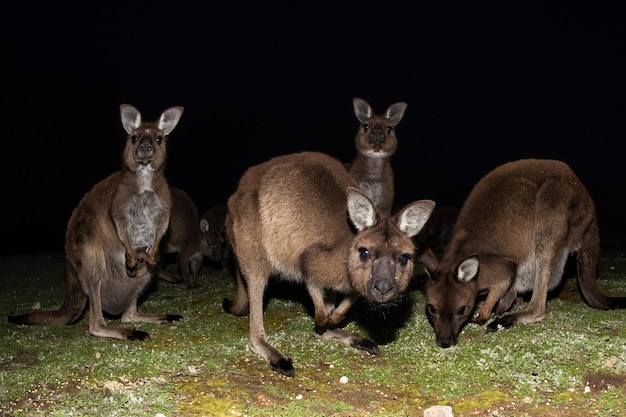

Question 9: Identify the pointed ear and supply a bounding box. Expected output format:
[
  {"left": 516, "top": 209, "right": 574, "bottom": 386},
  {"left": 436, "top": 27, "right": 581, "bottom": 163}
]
[
  {"left": 120, "top": 104, "right": 141, "bottom": 134},
  {"left": 352, "top": 98, "right": 372, "bottom": 123},
  {"left": 346, "top": 187, "right": 377, "bottom": 231},
  {"left": 396, "top": 200, "right": 435, "bottom": 238},
  {"left": 200, "top": 218, "right": 209, "bottom": 233},
  {"left": 158, "top": 106, "right": 184, "bottom": 135},
  {"left": 456, "top": 256, "right": 479, "bottom": 282},
  {"left": 385, "top": 102, "right": 408, "bottom": 126},
  {"left": 418, "top": 248, "right": 439, "bottom": 277}
]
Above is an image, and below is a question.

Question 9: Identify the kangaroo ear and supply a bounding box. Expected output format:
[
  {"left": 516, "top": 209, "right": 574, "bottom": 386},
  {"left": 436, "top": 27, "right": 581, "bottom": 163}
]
[
  {"left": 346, "top": 187, "right": 377, "bottom": 231},
  {"left": 120, "top": 104, "right": 141, "bottom": 134},
  {"left": 158, "top": 106, "right": 184, "bottom": 135},
  {"left": 456, "top": 256, "right": 479, "bottom": 282},
  {"left": 397, "top": 200, "right": 435, "bottom": 238},
  {"left": 352, "top": 98, "right": 373, "bottom": 123},
  {"left": 200, "top": 218, "right": 209, "bottom": 233},
  {"left": 385, "top": 102, "right": 408, "bottom": 126}
]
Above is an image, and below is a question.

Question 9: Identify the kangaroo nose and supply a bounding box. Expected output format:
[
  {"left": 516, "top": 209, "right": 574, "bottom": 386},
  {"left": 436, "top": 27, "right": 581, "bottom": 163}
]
[
  {"left": 139, "top": 143, "right": 153, "bottom": 153},
  {"left": 368, "top": 129, "right": 386, "bottom": 147},
  {"left": 437, "top": 338, "right": 455, "bottom": 349},
  {"left": 373, "top": 279, "right": 393, "bottom": 297}
]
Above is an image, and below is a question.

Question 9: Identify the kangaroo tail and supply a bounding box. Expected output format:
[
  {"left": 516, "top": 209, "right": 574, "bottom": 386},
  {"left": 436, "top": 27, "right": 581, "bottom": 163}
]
[
  {"left": 8, "top": 268, "right": 87, "bottom": 325},
  {"left": 577, "top": 227, "right": 626, "bottom": 310}
]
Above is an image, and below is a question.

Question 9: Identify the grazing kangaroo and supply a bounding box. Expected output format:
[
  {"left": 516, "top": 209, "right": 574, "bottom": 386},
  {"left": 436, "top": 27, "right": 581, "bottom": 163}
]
[
  {"left": 223, "top": 151, "right": 435, "bottom": 377},
  {"left": 421, "top": 159, "right": 626, "bottom": 348},
  {"left": 347, "top": 97, "right": 408, "bottom": 215},
  {"left": 199, "top": 204, "right": 229, "bottom": 268},
  {"left": 157, "top": 186, "right": 211, "bottom": 289},
  {"left": 8, "top": 104, "right": 184, "bottom": 340}
]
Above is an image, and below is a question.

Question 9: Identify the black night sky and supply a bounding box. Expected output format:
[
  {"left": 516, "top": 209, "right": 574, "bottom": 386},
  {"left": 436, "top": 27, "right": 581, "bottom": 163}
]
[{"left": 2, "top": 2, "right": 625, "bottom": 255}]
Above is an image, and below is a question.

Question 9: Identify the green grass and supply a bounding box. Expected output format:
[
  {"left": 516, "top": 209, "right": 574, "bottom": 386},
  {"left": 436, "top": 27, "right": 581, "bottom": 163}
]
[{"left": 1, "top": 244, "right": 625, "bottom": 417}]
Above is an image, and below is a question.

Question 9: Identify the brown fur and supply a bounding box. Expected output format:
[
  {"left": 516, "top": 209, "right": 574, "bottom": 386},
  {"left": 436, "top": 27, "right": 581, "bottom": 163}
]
[
  {"left": 8, "top": 104, "right": 184, "bottom": 340},
  {"left": 223, "top": 151, "right": 435, "bottom": 377},
  {"left": 347, "top": 98, "right": 408, "bottom": 215},
  {"left": 157, "top": 186, "right": 208, "bottom": 289},
  {"left": 199, "top": 204, "right": 229, "bottom": 268},
  {"left": 421, "top": 159, "right": 626, "bottom": 348}
]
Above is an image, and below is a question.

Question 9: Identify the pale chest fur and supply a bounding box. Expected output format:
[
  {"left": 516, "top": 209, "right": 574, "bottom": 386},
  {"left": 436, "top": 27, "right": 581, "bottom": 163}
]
[{"left": 125, "top": 169, "right": 168, "bottom": 249}]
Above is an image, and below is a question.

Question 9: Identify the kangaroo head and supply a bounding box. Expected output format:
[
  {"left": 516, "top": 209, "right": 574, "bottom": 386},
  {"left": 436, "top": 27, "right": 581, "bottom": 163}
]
[
  {"left": 352, "top": 97, "right": 407, "bottom": 156},
  {"left": 422, "top": 252, "right": 479, "bottom": 348},
  {"left": 120, "top": 104, "right": 184, "bottom": 173},
  {"left": 346, "top": 187, "right": 435, "bottom": 305},
  {"left": 199, "top": 218, "right": 225, "bottom": 261}
]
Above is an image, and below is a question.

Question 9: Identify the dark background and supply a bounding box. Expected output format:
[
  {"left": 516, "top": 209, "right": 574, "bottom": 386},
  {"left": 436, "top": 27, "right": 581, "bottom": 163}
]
[{"left": 2, "top": 2, "right": 625, "bottom": 255}]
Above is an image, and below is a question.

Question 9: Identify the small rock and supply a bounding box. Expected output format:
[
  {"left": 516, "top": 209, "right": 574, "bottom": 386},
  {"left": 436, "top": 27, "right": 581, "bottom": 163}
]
[
  {"left": 339, "top": 376, "right": 348, "bottom": 384},
  {"left": 424, "top": 405, "right": 454, "bottom": 417}
]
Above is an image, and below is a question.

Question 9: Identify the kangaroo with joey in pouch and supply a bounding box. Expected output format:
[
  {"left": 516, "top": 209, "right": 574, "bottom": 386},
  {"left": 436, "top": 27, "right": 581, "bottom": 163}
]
[
  {"left": 223, "top": 151, "right": 435, "bottom": 377},
  {"left": 347, "top": 97, "right": 408, "bottom": 216},
  {"left": 421, "top": 159, "right": 626, "bottom": 348},
  {"left": 157, "top": 186, "right": 217, "bottom": 289},
  {"left": 8, "top": 104, "right": 184, "bottom": 341}
]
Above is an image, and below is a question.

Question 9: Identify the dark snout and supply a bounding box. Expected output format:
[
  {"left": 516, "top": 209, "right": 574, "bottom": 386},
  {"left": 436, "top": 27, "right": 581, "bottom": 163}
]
[
  {"left": 368, "top": 258, "right": 399, "bottom": 304},
  {"left": 136, "top": 138, "right": 155, "bottom": 162},
  {"left": 436, "top": 335, "right": 457, "bottom": 349},
  {"left": 368, "top": 128, "right": 386, "bottom": 151}
]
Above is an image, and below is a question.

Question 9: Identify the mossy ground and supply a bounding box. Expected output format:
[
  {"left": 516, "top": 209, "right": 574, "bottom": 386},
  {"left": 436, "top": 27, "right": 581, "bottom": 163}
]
[{"left": 1, "top": 236, "right": 625, "bottom": 417}]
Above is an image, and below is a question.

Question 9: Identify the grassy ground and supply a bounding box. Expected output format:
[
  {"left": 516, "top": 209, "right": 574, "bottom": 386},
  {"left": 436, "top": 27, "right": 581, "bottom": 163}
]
[{"left": 1, "top": 237, "right": 625, "bottom": 417}]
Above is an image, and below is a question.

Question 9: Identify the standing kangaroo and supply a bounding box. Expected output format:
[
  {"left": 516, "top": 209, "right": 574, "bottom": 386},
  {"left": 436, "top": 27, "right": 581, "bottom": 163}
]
[
  {"left": 223, "top": 151, "right": 435, "bottom": 377},
  {"left": 157, "top": 186, "right": 212, "bottom": 289},
  {"left": 8, "top": 104, "right": 184, "bottom": 340},
  {"left": 347, "top": 97, "right": 408, "bottom": 215},
  {"left": 421, "top": 159, "right": 626, "bottom": 348}
]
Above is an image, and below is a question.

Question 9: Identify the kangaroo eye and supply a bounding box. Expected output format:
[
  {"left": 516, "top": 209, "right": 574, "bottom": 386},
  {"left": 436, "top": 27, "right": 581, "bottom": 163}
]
[
  {"left": 426, "top": 304, "right": 438, "bottom": 315},
  {"left": 398, "top": 253, "right": 411, "bottom": 266},
  {"left": 131, "top": 135, "right": 138, "bottom": 144},
  {"left": 386, "top": 126, "right": 393, "bottom": 134},
  {"left": 155, "top": 136, "right": 163, "bottom": 144},
  {"left": 457, "top": 306, "right": 467, "bottom": 316},
  {"left": 358, "top": 247, "right": 369, "bottom": 260},
  {"left": 362, "top": 123, "right": 369, "bottom": 132}
]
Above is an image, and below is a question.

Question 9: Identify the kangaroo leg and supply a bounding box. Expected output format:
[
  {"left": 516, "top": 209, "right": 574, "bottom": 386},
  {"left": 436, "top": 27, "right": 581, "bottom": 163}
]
[
  {"left": 85, "top": 277, "right": 150, "bottom": 341},
  {"left": 246, "top": 273, "right": 295, "bottom": 377},
  {"left": 223, "top": 262, "right": 250, "bottom": 315},
  {"left": 308, "top": 284, "right": 379, "bottom": 356}
]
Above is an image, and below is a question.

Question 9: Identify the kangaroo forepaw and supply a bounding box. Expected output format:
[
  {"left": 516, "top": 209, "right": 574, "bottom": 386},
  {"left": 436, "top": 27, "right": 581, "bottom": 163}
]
[
  {"left": 127, "top": 330, "right": 150, "bottom": 341},
  {"left": 356, "top": 338, "right": 380, "bottom": 356},
  {"left": 486, "top": 316, "right": 516, "bottom": 333},
  {"left": 270, "top": 357, "right": 295, "bottom": 378}
]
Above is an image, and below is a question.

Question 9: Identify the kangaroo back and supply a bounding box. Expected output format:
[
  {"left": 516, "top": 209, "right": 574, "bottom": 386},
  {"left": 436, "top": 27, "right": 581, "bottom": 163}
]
[
  {"left": 347, "top": 97, "right": 407, "bottom": 215},
  {"left": 224, "top": 151, "right": 434, "bottom": 377},
  {"left": 422, "top": 159, "right": 626, "bottom": 348},
  {"left": 8, "top": 104, "right": 184, "bottom": 340}
]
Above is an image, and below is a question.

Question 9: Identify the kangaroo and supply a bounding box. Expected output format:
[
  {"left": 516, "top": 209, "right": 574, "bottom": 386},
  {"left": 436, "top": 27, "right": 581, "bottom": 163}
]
[
  {"left": 199, "top": 204, "right": 229, "bottom": 268},
  {"left": 157, "top": 186, "right": 211, "bottom": 289},
  {"left": 421, "top": 159, "right": 626, "bottom": 348},
  {"left": 8, "top": 104, "right": 184, "bottom": 340},
  {"left": 223, "top": 151, "right": 435, "bottom": 377},
  {"left": 347, "top": 97, "right": 408, "bottom": 215}
]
